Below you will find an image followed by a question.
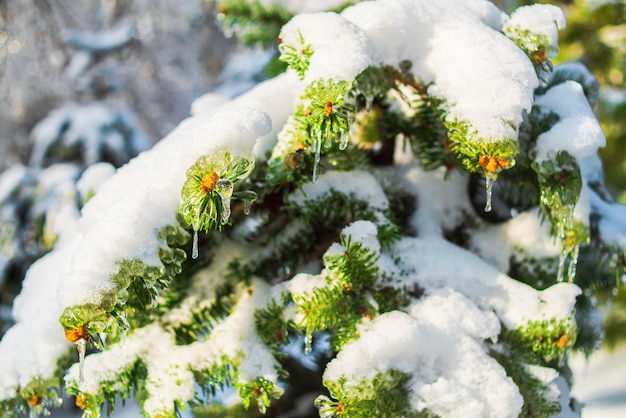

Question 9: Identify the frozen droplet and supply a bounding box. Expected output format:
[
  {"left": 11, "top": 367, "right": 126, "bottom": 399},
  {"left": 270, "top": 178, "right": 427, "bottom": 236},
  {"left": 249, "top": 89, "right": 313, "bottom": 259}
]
[
  {"left": 216, "top": 179, "right": 234, "bottom": 224},
  {"left": 323, "top": 137, "right": 332, "bottom": 149},
  {"left": 304, "top": 334, "right": 313, "bottom": 355},
  {"left": 484, "top": 176, "right": 494, "bottom": 212},
  {"left": 243, "top": 199, "right": 252, "bottom": 216},
  {"left": 192, "top": 229, "right": 199, "bottom": 260},
  {"left": 75, "top": 338, "right": 87, "bottom": 385}
]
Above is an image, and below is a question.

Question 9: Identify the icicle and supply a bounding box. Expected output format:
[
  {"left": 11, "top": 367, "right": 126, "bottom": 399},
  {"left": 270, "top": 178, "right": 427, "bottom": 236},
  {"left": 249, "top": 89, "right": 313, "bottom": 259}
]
[
  {"left": 566, "top": 245, "right": 580, "bottom": 283},
  {"left": 28, "top": 406, "right": 39, "bottom": 418},
  {"left": 323, "top": 136, "right": 333, "bottom": 150},
  {"left": 216, "top": 179, "right": 234, "bottom": 224},
  {"left": 243, "top": 199, "right": 252, "bottom": 215},
  {"left": 312, "top": 135, "right": 322, "bottom": 183},
  {"left": 192, "top": 229, "right": 199, "bottom": 259},
  {"left": 75, "top": 338, "right": 87, "bottom": 384},
  {"left": 338, "top": 129, "right": 349, "bottom": 150},
  {"left": 365, "top": 96, "right": 373, "bottom": 112},
  {"left": 304, "top": 333, "right": 313, "bottom": 355},
  {"left": 484, "top": 176, "right": 494, "bottom": 212},
  {"left": 556, "top": 251, "right": 568, "bottom": 283}
]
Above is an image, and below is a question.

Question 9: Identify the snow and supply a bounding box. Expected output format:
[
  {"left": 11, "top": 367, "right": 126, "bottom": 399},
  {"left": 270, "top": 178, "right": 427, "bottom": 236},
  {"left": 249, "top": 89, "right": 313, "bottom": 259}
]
[
  {"left": 257, "top": 0, "right": 348, "bottom": 13},
  {"left": 324, "top": 291, "right": 523, "bottom": 418},
  {"left": 385, "top": 236, "right": 580, "bottom": 330},
  {"left": 504, "top": 4, "right": 566, "bottom": 57},
  {"left": 0, "top": 0, "right": 622, "bottom": 416},
  {"left": 0, "top": 236, "right": 77, "bottom": 401},
  {"left": 58, "top": 106, "right": 272, "bottom": 309},
  {"left": 534, "top": 81, "right": 606, "bottom": 163},
  {"left": 279, "top": 12, "right": 374, "bottom": 84},
  {"left": 470, "top": 208, "right": 561, "bottom": 272},
  {"left": 63, "top": 19, "right": 135, "bottom": 53}
]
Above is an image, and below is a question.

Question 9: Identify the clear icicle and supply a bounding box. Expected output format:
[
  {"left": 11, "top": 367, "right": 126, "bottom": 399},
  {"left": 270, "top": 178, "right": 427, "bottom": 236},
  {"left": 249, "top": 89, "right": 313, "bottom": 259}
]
[
  {"left": 216, "top": 179, "right": 234, "bottom": 224},
  {"left": 28, "top": 407, "right": 39, "bottom": 418},
  {"left": 312, "top": 135, "right": 322, "bottom": 183},
  {"left": 556, "top": 251, "right": 568, "bottom": 283},
  {"left": 304, "top": 334, "right": 313, "bottom": 355},
  {"left": 243, "top": 199, "right": 252, "bottom": 215},
  {"left": 338, "top": 129, "right": 349, "bottom": 150},
  {"left": 192, "top": 229, "right": 199, "bottom": 260},
  {"left": 567, "top": 245, "right": 581, "bottom": 283},
  {"left": 484, "top": 176, "right": 494, "bottom": 212},
  {"left": 75, "top": 338, "right": 87, "bottom": 384}
]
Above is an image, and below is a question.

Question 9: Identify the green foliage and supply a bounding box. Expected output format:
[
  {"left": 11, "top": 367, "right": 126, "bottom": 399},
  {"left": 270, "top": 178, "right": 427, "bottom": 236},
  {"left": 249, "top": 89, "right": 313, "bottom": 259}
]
[
  {"left": 180, "top": 150, "right": 256, "bottom": 233},
  {"left": 506, "top": 318, "right": 576, "bottom": 363},
  {"left": 167, "top": 283, "right": 237, "bottom": 345},
  {"left": 489, "top": 348, "right": 561, "bottom": 418},
  {"left": 304, "top": 79, "right": 353, "bottom": 153},
  {"left": 254, "top": 296, "right": 297, "bottom": 351},
  {"left": 279, "top": 30, "right": 314, "bottom": 79},
  {"left": 237, "top": 377, "right": 284, "bottom": 414},
  {"left": 447, "top": 121, "right": 519, "bottom": 177},
  {"left": 316, "top": 370, "right": 432, "bottom": 418},
  {"left": 286, "top": 188, "right": 399, "bottom": 248},
  {"left": 192, "top": 357, "right": 236, "bottom": 403},
  {"left": 67, "top": 360, "right": 148, "bottom": 418},
  {"left": 216, "top": 0, "right": 293, "bottom": 48}
]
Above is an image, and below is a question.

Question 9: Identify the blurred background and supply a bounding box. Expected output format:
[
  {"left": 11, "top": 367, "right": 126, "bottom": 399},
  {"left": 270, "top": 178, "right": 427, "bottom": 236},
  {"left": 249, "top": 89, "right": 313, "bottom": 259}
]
[{"left": 0, "top": 0, "right": 624, "bottom": 416}]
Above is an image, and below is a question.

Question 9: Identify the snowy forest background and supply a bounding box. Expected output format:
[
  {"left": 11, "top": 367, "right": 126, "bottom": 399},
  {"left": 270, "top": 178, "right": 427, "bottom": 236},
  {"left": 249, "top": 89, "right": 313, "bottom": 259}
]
[{"left": 0, "top": 0, "right": 625, "bottom": 417}]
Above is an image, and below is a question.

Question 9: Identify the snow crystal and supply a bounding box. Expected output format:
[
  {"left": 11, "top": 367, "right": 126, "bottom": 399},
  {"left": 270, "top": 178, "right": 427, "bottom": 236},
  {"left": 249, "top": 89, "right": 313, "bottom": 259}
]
[{"left": 534, "top": 81, "right": 606, "bottom": 163}]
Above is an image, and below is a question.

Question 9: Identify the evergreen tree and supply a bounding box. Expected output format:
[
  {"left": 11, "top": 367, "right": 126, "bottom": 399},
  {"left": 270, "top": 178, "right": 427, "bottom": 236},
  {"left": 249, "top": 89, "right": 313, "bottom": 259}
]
[{"left": 0, "top": 1, "right": 625, "bottom": 417}]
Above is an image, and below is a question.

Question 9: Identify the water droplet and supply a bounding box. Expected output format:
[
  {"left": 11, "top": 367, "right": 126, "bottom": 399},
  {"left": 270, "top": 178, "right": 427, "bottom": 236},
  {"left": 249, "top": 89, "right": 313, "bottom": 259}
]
[
  {"left": 484, "top": 176, "right": 494, "bottom": 212},
  {"left": 192, "top": 229, "right": 199, "bottom": 260},
  {"left": 216, "top": 179, "right": 234, "bottom": 224},
  {"left": 304, "top": 334, "right": 313, "bottom": 355},
  {"left": 243, "top": 199, "right": 252, "bottom": 215},
  {"left": 75, "top": 339, "right": 87, "bottom": 385}
]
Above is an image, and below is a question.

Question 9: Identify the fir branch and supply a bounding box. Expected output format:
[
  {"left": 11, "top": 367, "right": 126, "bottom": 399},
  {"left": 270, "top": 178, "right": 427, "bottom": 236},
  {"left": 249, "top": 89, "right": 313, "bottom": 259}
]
[
  {"left": 216, "top": 0, "right": 293, "bottom": 48},
  {"left": 316, "top": 370, "right": 431, "bottom": 418},
  {"left": 489, "top": 347, "right": 561, "bottom": 418},
  {"left": 503, "top": 318, "right": 576, "bottom": 364},
  {"left": 237, "top": 377, "right": 284, "bottom": 414}
]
